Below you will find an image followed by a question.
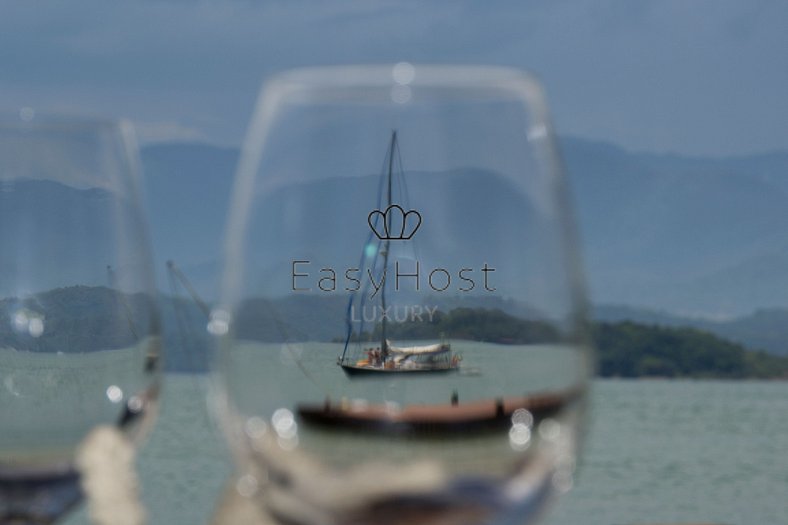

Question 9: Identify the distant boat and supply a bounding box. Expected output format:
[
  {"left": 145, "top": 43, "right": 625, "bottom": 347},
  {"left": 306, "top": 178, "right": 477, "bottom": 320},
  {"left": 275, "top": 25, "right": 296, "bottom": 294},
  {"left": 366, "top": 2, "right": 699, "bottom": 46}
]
[{"left": 336, "top": 131, "right": 460, "bottom": 376}]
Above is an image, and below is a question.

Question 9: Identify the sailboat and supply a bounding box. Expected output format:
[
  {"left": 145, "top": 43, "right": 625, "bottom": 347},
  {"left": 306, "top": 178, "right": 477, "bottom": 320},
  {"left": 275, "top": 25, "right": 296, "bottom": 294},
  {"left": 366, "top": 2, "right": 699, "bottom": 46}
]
[
  {"left": 336, "top": 131, "right": 460, "bottom": 376},
  {"left": 296, "top": 132, "right": 583, "bottom": 437}
]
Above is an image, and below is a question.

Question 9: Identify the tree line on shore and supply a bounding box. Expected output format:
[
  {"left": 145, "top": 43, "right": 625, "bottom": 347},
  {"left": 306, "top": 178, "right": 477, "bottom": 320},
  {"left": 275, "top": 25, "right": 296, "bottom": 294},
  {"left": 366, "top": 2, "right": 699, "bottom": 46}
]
[
  {"left": 346, "top": 307, "right": 788, "bottom": 379},
  {"left": 5, "top": 286, "right": 786, "bottom": 378}
]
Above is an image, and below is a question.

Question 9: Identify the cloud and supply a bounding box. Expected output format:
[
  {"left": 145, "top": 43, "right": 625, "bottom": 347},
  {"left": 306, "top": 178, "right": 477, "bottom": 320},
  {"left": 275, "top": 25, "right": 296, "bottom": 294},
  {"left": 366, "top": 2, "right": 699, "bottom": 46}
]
[{"left": 1, "top": 0, "right": 787, "bottom": 156}]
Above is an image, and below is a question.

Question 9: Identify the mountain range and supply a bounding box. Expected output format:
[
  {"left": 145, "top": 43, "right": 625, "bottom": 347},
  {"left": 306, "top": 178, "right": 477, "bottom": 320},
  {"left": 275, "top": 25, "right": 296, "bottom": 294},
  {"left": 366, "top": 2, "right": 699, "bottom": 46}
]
[
  {"left": 562, "top": 137, "right": 788, "bottom": 317},
  {"left": 140, "top": 137, "right": 788, "bottom": 319},
  {"left": 4, "top": 137, "right": 788, "bottom": 363}
]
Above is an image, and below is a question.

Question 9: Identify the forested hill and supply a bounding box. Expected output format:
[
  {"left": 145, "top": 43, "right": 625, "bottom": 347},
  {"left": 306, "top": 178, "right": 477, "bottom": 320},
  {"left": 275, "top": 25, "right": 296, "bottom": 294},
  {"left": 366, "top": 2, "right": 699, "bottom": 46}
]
[
  {"left": 4, "top": 285, "right": 786, "bottom": 378},
  {"left": 593, "top": 321, "right": 788, "bottom": 379},
  {"left": 336, "top": 306, "right": 788, "bottom": 380}
]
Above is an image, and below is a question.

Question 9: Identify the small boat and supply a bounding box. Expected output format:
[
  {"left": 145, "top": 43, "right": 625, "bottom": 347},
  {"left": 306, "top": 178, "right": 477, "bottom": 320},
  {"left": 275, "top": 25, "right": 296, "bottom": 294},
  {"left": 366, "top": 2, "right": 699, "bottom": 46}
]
[
  {"left": 297, "top": 386, "right": 583, "bottom": 436},
  {"left": 337, "top": 131, "right": 460, "bottom": 377}
]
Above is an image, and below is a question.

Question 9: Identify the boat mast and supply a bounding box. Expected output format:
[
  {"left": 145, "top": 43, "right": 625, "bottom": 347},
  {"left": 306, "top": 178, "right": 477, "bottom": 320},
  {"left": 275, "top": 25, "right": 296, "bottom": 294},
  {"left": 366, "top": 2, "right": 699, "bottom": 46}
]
[{"left": 381, "top": 130, "right": 396, "bottom": 358}]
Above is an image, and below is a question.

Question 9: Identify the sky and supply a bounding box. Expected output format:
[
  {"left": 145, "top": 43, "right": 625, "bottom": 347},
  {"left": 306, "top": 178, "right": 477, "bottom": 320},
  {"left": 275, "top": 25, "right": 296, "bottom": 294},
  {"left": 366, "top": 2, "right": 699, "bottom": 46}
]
[{"left": 1, "top": 0, "right": 787, "bottom": 157}]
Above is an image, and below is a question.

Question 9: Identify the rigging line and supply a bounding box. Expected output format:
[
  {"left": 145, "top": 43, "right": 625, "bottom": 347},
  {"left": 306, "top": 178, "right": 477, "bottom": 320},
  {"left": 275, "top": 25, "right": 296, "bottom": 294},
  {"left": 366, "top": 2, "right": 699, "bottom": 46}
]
[
  {"left": 395, "top": 130, "right": 412, "bottom": 212},
  {"left": 387, "top": 131, "right": 395, "bottom": 210},
  {"left": 166, "top": 261, "right": 326, "bottom": 393},
  {"left": 393, "top": 131, "right": 421, "bottom": 263},
  {"left": 167, "top": 261, "right": 210, "bottom": 318},
  {"left": 267, "top": 303, "right": 328, "bottom": 396},
  {"left": 381, "top": 131, "right": 398, "bottom": 355},
  {"left": 343, "top": 237, "right": 383, "bottom": 358},
  {"left": 167, "top": 260, "right": 214, "bottom": 372},
  {"left": 167, "top": 263, "right": 201, "bottom": 373},
  {"left": 169, "top": 262, "right": 324, "bottom": 394},
  {"left": 342, "top": 134, "right": 391, "bottom": 360},
  {"left": 163, "top": 267, "right": 218, "bottom": 430},
  {"left": 108, "top": 265, "right": 158, "bottom": 373},
  {"left": 384, "top": 133, "right": 398, "bottom": 326}
]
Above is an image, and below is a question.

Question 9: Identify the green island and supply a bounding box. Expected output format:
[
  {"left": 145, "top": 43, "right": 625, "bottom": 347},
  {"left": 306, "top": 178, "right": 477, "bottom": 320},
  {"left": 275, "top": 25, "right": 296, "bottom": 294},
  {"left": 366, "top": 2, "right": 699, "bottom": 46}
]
[{"left": 593, "top": 320, "right": 788, "bottom": 379}]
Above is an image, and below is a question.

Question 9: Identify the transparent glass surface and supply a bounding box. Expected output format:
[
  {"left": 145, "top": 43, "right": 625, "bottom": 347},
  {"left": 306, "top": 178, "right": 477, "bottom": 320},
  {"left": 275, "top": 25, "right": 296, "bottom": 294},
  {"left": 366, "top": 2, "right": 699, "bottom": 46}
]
[
  {"left": 0, "top": 113, "right": 160, "bottom": 523},
  {"left": 215, "top": 65, "right": 592, "bottom": 525}
]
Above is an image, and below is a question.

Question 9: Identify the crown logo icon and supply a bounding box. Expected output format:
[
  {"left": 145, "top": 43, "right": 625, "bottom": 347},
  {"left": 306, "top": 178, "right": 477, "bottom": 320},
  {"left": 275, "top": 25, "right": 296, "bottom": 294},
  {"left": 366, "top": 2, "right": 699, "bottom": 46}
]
[{"left": 368, "top": 204, "right": 422, "bottom": 241}]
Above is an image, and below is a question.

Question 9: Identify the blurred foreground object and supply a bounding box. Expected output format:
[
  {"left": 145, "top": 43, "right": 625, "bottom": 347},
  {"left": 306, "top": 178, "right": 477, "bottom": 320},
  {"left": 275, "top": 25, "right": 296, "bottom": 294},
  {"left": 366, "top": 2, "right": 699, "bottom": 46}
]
[
  {"left": 0, "top": 112, "right": 160, "bottom": 523},
  {"left": 76, "top": 426, "right": 146, "bottom": 525}
]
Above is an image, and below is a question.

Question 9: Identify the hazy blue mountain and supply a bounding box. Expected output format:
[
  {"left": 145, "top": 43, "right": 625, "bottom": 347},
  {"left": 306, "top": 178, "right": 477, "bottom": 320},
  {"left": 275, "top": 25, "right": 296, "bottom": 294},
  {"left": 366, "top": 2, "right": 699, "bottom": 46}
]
[
  {"left": 8, "top": 142, "right": 788, "bottom": 366},
  {"left": 0, "top": 180, "right": 120, "bottom": 296},
  {"left": 562, "top": 138, "right": 788, "bottom": 315},
  {"left": 140, "top": 138, "right": 788, "bottom": 317},
  {"left": 594, "top": 304, "right": 788, "bottom": 356},
  {"left": 141, "top": 143, "right": 236, "bottom": 300},
  {"left": 707, "top": 308, "right": 788, "bottom": 356},
  {"left": 11, "top": 140, "right": 766, "bottom": 319}
]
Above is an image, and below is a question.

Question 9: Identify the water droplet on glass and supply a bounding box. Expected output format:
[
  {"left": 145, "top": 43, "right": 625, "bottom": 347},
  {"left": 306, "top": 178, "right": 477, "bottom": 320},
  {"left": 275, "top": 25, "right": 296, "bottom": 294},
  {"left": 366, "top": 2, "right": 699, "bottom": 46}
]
[
  {"left": 207, "top": 309, "right": 230, "bottom": 336},
  {"left": 391, "top": 85, "right": 412, "bottom": 104},
  {"left": 106, "top": 385, "right": 124, "bottom": 403},
  {"left": 511, "top": 408, "right": 534, "bottom": 427},
  {"left": 509, "top": 423, "right": 532, "bottom": 451},
  {"left": 392, "top": 62, "right": 415, "bottom": 85},
  {"left": 272, "top": 408, "right": 297, "bottom": 439},
  {"left": 236, "top": 474, "right": 259, "bottom": 498},
  {"left": 28, "top": 317, "right": 44, "bottom": 337},
  {"left": 245, "top": 416, "right": 268, "bottom": 439},
  {"left": 538, "top": 418, "right": 561, "bottom": 442}
]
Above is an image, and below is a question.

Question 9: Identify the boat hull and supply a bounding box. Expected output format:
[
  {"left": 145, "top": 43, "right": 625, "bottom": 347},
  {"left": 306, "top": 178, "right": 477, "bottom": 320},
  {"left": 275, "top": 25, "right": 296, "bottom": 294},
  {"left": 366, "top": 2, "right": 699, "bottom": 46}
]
[
  {"left": 297, "top": 387, "right": 582, "bottom": 436},
  {"left": 339, "top": 363, "right": 459, "bottom": 376}
]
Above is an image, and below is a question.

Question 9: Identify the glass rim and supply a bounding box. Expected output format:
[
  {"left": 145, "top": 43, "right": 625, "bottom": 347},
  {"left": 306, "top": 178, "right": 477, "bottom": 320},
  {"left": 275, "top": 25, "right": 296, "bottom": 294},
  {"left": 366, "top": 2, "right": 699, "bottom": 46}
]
[
  {"left": 257, "top": 64, "right": 550, "bottom": 114},
  {"left": 269, "top": 63, "right": 542, "bottom": 91},
  {"left": 0, "top": 109, "right": 130, "bottom": 133}
]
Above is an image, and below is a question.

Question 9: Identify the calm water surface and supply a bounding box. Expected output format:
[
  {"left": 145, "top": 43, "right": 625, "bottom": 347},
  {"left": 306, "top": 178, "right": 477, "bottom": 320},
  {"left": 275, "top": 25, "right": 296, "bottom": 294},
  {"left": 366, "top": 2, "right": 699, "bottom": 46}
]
[{"left": 60, "top": 377, "right": 787, "bottom": 525}]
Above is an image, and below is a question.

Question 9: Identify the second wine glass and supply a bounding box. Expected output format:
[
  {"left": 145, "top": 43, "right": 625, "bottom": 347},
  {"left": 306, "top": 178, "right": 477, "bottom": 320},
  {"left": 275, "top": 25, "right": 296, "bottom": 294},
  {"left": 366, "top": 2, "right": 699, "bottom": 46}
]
[
  {"left": 214, "top": 65, "right": 591, "bottom": 525},
  {"left": 0, "top": 113, "right": 160, "bottom": 523}
]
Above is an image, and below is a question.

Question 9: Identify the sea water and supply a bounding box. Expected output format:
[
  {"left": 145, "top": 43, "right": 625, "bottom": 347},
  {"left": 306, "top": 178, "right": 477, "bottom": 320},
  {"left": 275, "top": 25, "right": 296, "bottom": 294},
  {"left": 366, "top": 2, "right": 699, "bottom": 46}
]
[
  {"left": 0, "top": 341, "right": 159, "bottom": 521},
  {"left": 216, "top": 341, "right": 586, "bottom": 522},
  {"left": 0, "top": 343, "right": 158, "bottom": 465},
  {"left": 54, "top": 376, "right": 788, "bottom": 525}
]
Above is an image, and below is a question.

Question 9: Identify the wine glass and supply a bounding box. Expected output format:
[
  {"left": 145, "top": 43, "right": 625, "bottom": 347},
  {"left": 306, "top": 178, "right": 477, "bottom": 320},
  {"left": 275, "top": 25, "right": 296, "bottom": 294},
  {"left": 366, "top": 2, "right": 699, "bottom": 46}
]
[
  {"left": 0, "top": 112, "right": 160, "bottom": 523},
  {"left": 213, "top": 65, "right": 591, "bottom": 525}
]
